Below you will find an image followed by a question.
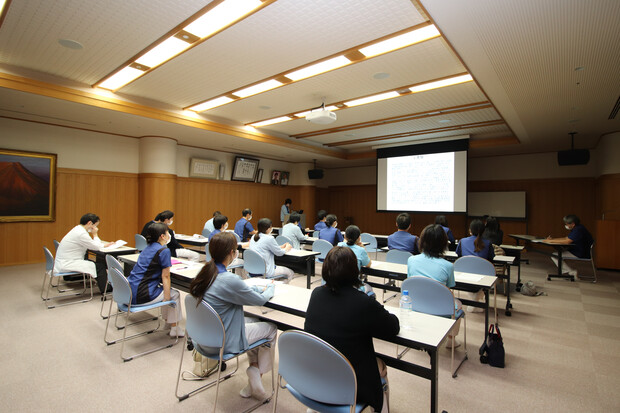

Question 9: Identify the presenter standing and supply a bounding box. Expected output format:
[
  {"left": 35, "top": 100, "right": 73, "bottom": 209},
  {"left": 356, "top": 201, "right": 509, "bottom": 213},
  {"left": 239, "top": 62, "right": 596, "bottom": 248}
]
[{"left": 280, "top": 198, "right": 292, "bottom": 227}]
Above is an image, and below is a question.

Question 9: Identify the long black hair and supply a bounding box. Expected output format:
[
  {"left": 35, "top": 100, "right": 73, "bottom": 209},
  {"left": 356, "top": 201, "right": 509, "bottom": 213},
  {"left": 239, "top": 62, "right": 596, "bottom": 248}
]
[
  {"left": 254, "top": 218, "right": 272, "bottom": 242},
  {"left": 469, "top": 219, "right": 485, "bottom": 252},
  {"left": 145, "top": 222, "right": 168, "bottom": 244}
]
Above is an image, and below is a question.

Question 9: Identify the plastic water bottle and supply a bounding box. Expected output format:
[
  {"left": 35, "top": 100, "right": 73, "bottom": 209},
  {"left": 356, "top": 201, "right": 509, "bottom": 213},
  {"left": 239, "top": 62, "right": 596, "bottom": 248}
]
[{"left": 399, "top": 290, "right": 413, "bottom": 327}]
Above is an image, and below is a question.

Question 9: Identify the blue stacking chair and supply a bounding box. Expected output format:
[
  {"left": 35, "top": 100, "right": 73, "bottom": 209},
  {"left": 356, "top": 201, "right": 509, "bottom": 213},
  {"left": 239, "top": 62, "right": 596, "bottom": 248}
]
[
  {"left": 361, "top": 233, "right": 380, "bottom": 260},
  {"left": 557, "top": 241, "right": 597, "bottom": 283},
  {"left": 99, "top": 254, "right": 123, "bottom": 319},
  {"left": 175, "top": 295, "right": 274, "bottom": 411},
  {"left": 134, "top": 234, "right": 147, "bottom": 252},
  {"left": 273, "top": 330, "right": 368, "bottom": 413},
  {"left": 275, "top": 235, "right": 293, "bottom": 247},
  {"left": 311, "top": 239, "right": 333, "bottom": 283},
  {"left": 454, "top": 255, "right": 495, "bottom": 276},
  {"left": 41, "top": 246, "right": 93, "bottom": 309},
  {"left": 401, "top": 276, "right": 467, "bottom": 378},
  {"left": 382, "top": 249, "right": 413, "bottom": 303},
  {"left": 243, "top": 249, "right": 267, "bottom": 278},
  {"left": 104, "top": 267, "right": 178, "bottom": 361}
]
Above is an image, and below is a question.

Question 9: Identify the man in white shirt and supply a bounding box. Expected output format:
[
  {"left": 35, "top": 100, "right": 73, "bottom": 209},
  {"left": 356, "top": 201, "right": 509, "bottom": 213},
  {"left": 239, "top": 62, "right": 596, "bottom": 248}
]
[
  {"left": 54, "top": 213, "right": 114, "bottom": 293},
  {"left": 203, "top": 210, "right": 221, "bottom": 234},
  {"left": 281, "top": 213, "right": 307, "bottom": 250}
]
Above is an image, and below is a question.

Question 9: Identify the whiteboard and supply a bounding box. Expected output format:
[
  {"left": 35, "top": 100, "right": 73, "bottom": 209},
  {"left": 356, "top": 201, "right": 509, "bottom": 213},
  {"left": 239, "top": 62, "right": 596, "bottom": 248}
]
[{"left": 468, "top": 191, "right": 526, "bottom": 218}]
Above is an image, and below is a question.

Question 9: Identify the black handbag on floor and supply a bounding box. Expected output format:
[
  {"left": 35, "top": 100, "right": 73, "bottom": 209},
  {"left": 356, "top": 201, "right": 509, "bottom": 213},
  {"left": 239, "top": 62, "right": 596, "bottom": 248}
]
[{"left": 480, "top": 324, "right": 505, "bottom": 368}]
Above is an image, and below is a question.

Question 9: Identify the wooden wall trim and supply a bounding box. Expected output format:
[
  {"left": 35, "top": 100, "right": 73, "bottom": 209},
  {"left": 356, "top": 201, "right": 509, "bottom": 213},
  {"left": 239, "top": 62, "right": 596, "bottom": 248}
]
[
  {"left": 139, "top": 173, "right": 177, "bottom": 179},
  {"left": 59, "top": 168, "right": 137, "bottom": 178}
]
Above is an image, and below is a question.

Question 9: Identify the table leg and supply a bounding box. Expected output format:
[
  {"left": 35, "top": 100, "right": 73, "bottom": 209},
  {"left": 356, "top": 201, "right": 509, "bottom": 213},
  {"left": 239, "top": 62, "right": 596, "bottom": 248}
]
[
  {"left": 306, "top": 258, "right": 312, "bottom": 289},
  {"left": 505, "top": 264, "right": 512, "bottom": 316},
  {"left": 479, "top": 289, "right": 490, "bottom": 356},
  {"left": 430, "top": 349, "right": 439, "bottom": 413}
]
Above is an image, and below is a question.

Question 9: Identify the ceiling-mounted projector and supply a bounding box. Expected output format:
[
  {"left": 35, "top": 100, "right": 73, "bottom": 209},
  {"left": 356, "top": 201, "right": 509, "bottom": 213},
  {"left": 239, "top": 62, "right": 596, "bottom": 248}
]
[{"left": 306, "top": 108, "right": 337, "bottom": 125}]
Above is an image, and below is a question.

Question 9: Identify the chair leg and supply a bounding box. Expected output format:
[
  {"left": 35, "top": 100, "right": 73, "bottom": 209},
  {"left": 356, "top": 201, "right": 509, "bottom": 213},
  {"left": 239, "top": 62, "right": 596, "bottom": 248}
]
[{"left": 44, "top": 274, "right": 93, "bottom": 309}]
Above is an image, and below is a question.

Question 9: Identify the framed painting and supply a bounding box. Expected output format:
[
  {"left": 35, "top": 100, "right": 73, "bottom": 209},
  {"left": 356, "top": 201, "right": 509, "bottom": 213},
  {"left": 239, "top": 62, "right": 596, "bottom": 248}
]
[
  {"left": 231, "top": 156, "right": 260, "bottom": 182},
  {"left": 189, "top": 158, "right": 219, "bottom": 179},
  {"left": 271, "top": 170, "right": 281, "bottom": 185},
  {"left": 256, "top": 169, "right": 264, "bottom": 183},
  {"left": 0, "top": 148, "right": 57, "bottom": 222},
  {"left": 280, "top": 171, "right": 290, "bottom": 186}
]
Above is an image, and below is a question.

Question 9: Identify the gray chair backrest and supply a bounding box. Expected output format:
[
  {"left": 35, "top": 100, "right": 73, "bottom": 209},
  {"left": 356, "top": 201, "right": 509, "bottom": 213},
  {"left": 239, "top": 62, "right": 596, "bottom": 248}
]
[
  {"left": 278, "top": 330, "right": 357, "bottom": 406},
  {"left": 134, "top": 234, "right": 147, "bottom": 251},
  {"left": 243, "top": 249, "right": 267, "bottom": 276},
  {"left": 276, "top": 235, "right": 292, "bottom": 246},
  {"left": 184, "top": 295, "right": 225, "bottom": 354},
  {"left": 361, "top": 233, "right": 378, "bottom": 251},
  {"left": 312, "top": 239, "right": 333, "bottom": 259},
  {"left": 105, "top": 254, "right": 123, "bottom": 277},
  {"left": 43, "top": 246, "right": 54, "bottom": 272},
  {"left": 401, "top": 276, "right": 455, "bottom": 317},
  {"left": 454, "top": 255, "right": 495, "bottom": 276},
  {"left": 386, "top": 249, "right": 412, "bottom": 265},
  {"left": 53, "top": 239, "right": 60, "bottom": 253},
  {"left": 108, "top": 267, "right": 132, "bottom": 307}
]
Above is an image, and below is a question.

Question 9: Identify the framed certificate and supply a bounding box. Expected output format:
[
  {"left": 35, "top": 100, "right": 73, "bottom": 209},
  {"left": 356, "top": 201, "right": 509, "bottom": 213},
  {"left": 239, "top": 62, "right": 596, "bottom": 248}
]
[
  {"left": 231, "top": 156, "right": 260, "bottom": 182},
  {"left": 189, "top": 158, "right": 219, "bottom": 179}
]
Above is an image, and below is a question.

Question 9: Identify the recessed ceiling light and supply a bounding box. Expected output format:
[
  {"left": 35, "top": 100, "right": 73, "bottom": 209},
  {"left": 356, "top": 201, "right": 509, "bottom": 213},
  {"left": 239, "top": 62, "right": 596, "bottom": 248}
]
[
  {"left": 574, "top": 66, "right": 585, "bottom": 71},
  {"left": 259, "top": 105, "right": 271, "bottom": 110},
  {"left": 58, "top": 39, "right": 83, "bottom": 50},
  {"left": 373, "top": 72, "right": 390, "bottom": 80},
  {"left": 438, "top": 119, "right": 452, "bottom": 123}
]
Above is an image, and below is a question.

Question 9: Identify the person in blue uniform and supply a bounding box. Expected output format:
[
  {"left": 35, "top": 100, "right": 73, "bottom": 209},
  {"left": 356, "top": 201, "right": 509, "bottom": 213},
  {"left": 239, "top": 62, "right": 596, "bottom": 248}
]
[
  {"left": 208, "top": 214, "right": 228, "bottom": 241},
  {"left": 128, "top": 222, "right": 184, "bottom": 337},
  {"left": 435, "top": 215, "right": 456, "bottom": 250},
  {"left": 456, "top": 219, "right": 494, "bottom": 261},
  {"left": 314, "top": 209, "right": 328, "bottom": 232},
  {"left": 234, "top": 208, "right": 257, "bottom": 242},
  {"left": 546, "top": 214, "right": 593, "bottom": 277},
  {"left": 141, "top": 210, "right": 200, "bottom": 261},
  {"left": 318, "top": 214, "right": 344, "bottom": 246},
  {"left": 387, "top": 213, "right": 419, "bottom": 255},
  {"left": 189, "top": 232, "right": 276, "bottom": 401},
  {"left": 280, "top": 198, "right": 292, "bottom": 227}
]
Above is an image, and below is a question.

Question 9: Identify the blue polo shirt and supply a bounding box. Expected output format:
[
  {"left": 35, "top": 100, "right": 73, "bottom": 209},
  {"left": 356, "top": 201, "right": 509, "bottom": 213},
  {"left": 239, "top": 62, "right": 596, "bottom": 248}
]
[
  {"left": 441, "top": 225, "right": 455, "bottom": 245},
  {"left": 208, "top": 229, "right": 221, "bottom": 241},
  {"left": 387, "top": 231, "right": 419, "bottom": 254},
  {"left": 337, "top": 241, "right": 370, "bottom": 269},
  {"left": 127, "top": 243, "right": 171, "bottom": 304},
  {"left": 314, "top": 221, "right": 328, "bottom": 231},
  {"left": 407, "top": 253, "right": 455, "bottom": 288},
  {"left": 568, "top": 224, "right": 593, "bottom": 258},
  {"left": 318, "top": 226, "right": 343, "bottom": 246},
  {"left": 456, "top": 235, "right": 494, "bottom": 261},
  {"left": 234, "top": 218, "right": 254, "bottom": 242}
]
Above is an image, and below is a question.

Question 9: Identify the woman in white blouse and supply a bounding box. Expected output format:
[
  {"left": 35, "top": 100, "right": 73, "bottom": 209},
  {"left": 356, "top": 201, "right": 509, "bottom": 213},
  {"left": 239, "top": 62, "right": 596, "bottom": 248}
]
[{"left": 249, "top": 218, "right": 294, "bottom": 282}]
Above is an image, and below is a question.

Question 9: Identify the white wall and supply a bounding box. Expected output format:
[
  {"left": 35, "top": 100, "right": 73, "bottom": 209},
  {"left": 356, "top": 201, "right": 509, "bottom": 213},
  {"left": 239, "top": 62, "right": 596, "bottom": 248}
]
[
  {"left": 595, "top": 132, "right": 620, "bottom": 176},
  {"left": 1, "top": 117, "right": 139, "bottom": 172}
]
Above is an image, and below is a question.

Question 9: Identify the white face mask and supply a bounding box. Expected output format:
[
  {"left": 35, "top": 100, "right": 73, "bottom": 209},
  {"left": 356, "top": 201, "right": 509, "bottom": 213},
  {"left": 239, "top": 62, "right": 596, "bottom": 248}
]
[
  {"left": 232, "top": 250, "right": 239, "bottom": 262},
  {"left": 165, "top": 234, "right": 171, "bottom": 244},
  {"left": 167, "top": 220, "right": 173, "bottom": 226},
  {"left": 564, "top": 225, "right": 571, "bottom": 230},
  {"left": 223, "top": 223, "right": 229, "bottom": 231}
]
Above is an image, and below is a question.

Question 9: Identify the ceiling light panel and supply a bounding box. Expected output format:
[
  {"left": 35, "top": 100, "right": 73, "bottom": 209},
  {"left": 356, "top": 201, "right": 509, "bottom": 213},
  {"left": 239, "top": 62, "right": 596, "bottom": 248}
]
[
  {"left": 188, "top": 96, "right": 235, "bottom": 112},
  {"left": 183, "top": 0, "right": 263, "bottom": 38},
  {"left": 358, "top": 24, "right": 441, "bottom": 57},
  {"left": 284, "top": 56, "right": 352, "bottom": 81},
  {"left": 344, "top": 91, "right": 400, "bottom": 107},
  {"left": 232, "top": 79, "right": 283, "bottom": 98},
  {"left": 119, "top": 0, "right": 427, "bottom": 107},
  {"left": 135, "top": 37, "right": 192, "bottom": 68},
  {"left": 98, "top": 66, "right": 145, "bottom": 90},
  {"left": 410, "top": 74, "right": 473, "bottom": 93},
  {"left": 250, "top": 116, "right": 292, "bottom": 127}
]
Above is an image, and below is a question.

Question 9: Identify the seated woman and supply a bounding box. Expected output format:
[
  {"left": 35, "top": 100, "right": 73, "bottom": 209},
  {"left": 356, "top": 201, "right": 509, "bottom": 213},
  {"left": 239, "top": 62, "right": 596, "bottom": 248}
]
[
  {"left": 318, "top": 214, "right": 344, "bottom": 246},
  {"left": 482, "top": 216, "right": 504, "bottom": 247},
  {"left": 249, "top": 218, "right": 294, "bottom": 282},
  {"left": 305, "top": 247, "right": 399, "bottom": 413},
  {"left": 456, "top": 219, "right": 494, "bottom": 261},
  {"left": 407, "top": 224, "right": 463, "bottom": 346},
  {"left": 337, "top": 225, "right": 374, "bottom": 296},
  {"left": 435, "top": 215, "right": 456, "bottom": 249},
  {"left": 189, "top": 232, "right": 277, "bottom": 400},
  {"left": 127, "top": 222, "right": 184, "bottom": 337}
]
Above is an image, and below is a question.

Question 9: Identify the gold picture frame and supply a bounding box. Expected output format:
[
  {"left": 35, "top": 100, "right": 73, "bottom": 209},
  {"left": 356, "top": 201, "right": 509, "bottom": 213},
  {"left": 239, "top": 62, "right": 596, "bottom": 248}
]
[{"left": 0, "top": 148, "right": 57, "bottom": 222}]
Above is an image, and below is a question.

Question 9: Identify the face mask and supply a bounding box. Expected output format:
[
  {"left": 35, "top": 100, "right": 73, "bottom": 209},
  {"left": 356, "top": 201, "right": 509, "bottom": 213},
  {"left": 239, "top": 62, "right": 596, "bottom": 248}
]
[
  {"left": 168, "top": 220, "right": 173, "bottom": 226},
  {"left": 165, "top": 234, "right": 171, "bottom": 244},
  {"left": 248, "top": 216, "right": 252, "bottom": 221},
  {"left": 232, "top": 250, "right": 239, "bottom": 262},
  {"left": 564, "top": 225, "right": 571, "bottom": 230},
  {"left": 223, "top": 223, "right": 229, "bottom": 231}
]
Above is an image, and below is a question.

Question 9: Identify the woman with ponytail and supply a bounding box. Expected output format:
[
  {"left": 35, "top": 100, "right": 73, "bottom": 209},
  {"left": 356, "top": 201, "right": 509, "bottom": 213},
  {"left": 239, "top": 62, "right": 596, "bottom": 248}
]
[
  {"left": 189, "top": 232, "right": 277, "bottom": 400},
  {"left": 127, "top": 222, "right": 184, "bottom": 337},
  {"left": 248, "top": 218, "right": 294, "bottom": 282},
  {"left": 456, "top": 219, "right": 494, "bottom": 261}
]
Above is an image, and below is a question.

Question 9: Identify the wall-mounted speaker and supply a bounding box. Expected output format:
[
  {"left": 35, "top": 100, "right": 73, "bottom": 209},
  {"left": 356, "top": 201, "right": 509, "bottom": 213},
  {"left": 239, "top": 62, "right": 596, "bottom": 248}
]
[
  {"left": 557, "top": 149, "right": 590, "bottom": 166},
  {"left": 308, "top": 169, "right": 324, "bottom": 179}
]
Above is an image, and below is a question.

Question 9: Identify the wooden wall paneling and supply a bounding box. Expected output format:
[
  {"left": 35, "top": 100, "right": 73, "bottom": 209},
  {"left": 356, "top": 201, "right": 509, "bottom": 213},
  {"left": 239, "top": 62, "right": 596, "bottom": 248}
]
[
  {"left": 0, "top": 169, "right": 138, "bottom": 266},
  {"left": 595, "top": 219, "right": 620, "bottom": 270},
  {"left": 596, "top": 173, "right": 620, "bottom": 221},
  {"left": 138, "top": 173, "right": 176, "bottom": 230}
]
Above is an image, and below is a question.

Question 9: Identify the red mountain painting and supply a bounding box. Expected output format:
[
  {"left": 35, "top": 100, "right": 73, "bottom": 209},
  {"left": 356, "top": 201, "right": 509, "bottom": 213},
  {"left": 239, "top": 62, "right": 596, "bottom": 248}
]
[{"left": 0, "top": 162, "right": 50, "bottom": 215}]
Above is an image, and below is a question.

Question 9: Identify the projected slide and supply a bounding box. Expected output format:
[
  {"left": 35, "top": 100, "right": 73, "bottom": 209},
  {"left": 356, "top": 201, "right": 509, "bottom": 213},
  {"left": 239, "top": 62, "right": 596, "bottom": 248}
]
[
  {"left": 386, "top": 152, "right": 454, "bottom": 211},
  {"left": 376, "top": 139, "right": 468, "bottom": 213}
]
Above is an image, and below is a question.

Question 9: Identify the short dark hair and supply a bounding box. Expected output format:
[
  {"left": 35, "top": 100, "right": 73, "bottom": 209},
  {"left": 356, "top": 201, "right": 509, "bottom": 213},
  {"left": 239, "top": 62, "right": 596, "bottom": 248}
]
[
  {"left": 435, "top": 215, "right": 447, "bottom": 226},
  {"left": 396, "top": 213, "right": 411, "bottom": 230},
  {"left": 212, "top": 211, "right": 221, "bottom": 217},
  {"left": 284, "top": 198, "right": 292, "bottom": 205},
  {"left": 325, "top": 214, "right": 338, "bottom": 227},
  {"left": 242, "top": 208, "right": 252, "bottom": 217},
  {"left": 79, "top": 213, "right": 99, "bottom": 225},
  {"left": 213, "top": 215, "right": 228, "bottom": 230},
  {"left": 145, "top": 222, "right": 168, "bottom": 244},
  {"left": 419, "top": 224, "right": 448, "bottom": 258},
  {"left": 563, "top": 215, "right": 580, "bottom": 225},
  {"left": 289, "top": 212, "right": 301, "bottom": 224},
  {"left": 317, "top": 210, "right": 327, "bottom": 220},
  {"left": 322, "top": 246, "right": 362, "bottom": 291},
  {"left": 155, "top": 210, "right": 174, "bottom": 221},
  {"left": 344, "top": 225, "right": 361, "bottom": 246}
]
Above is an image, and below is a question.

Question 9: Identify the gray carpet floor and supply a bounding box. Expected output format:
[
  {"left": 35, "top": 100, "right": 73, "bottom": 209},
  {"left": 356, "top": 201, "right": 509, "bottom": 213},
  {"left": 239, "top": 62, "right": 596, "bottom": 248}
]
[{"left": 1, "top": 252, "right": 619, "bottom": 412}]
